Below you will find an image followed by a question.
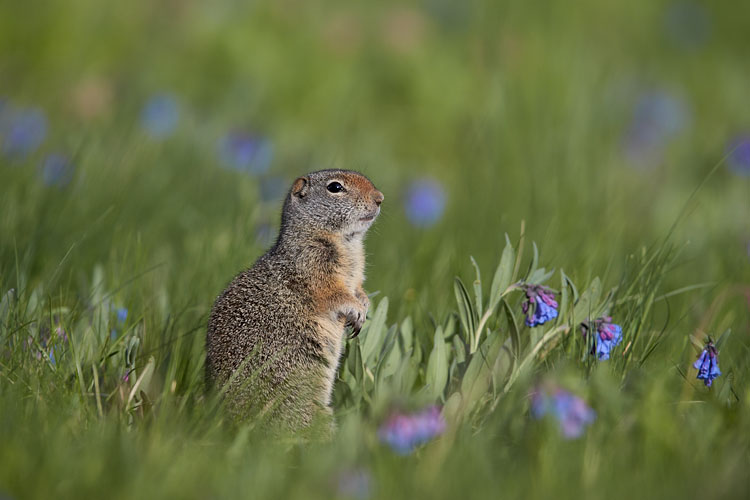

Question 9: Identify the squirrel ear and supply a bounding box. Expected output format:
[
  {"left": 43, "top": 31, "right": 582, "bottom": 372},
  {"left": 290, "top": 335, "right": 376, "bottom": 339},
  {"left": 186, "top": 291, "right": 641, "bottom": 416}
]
[{"left": 291, "top": 177, "right": 309, "bottom": 199}]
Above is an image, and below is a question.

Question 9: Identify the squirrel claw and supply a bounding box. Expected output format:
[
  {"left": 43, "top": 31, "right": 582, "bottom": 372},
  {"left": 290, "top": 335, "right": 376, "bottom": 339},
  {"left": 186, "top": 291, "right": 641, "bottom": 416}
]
[{"left": 344, "top": 312, "right": 364, "bottom": 339}]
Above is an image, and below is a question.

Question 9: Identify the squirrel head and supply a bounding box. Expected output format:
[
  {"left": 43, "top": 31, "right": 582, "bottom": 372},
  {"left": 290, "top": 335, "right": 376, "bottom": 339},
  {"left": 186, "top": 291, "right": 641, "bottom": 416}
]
[{"left": 281, "top": 169, "right": 384, "bottom": 238}]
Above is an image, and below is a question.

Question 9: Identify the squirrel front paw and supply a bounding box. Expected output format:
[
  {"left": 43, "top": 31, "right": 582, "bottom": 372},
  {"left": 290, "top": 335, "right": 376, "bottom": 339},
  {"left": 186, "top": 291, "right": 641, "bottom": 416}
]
[
  {"left": 339, "top": 301, "right": 367, "bottom": 339},
  {"left": 355, "top": 288, "right": 370, "bottom": 314}
]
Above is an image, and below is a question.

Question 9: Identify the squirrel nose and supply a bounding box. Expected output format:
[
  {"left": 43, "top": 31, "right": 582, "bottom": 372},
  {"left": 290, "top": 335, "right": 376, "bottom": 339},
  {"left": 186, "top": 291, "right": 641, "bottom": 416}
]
[{"left": 372, "top": 190, "right": 384, "bottom": 206}]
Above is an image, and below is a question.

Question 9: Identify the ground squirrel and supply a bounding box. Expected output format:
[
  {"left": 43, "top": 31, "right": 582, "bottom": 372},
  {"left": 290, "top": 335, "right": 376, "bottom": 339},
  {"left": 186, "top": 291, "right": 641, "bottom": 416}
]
[{"left": 206, "top": 169, "right": 383, "bottom": 430}]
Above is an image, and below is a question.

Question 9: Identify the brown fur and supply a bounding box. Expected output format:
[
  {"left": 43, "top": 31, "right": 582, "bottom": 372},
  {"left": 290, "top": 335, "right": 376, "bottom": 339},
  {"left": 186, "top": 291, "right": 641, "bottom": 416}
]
[{"left": 205, "top": 169, "right": 383, "bottom": 430}]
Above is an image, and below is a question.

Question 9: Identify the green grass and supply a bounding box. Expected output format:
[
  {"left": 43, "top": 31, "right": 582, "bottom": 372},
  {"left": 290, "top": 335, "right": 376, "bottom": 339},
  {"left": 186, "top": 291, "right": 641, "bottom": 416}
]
[{"left": 1, "top": 0, "right": 749, "bottom": 498}]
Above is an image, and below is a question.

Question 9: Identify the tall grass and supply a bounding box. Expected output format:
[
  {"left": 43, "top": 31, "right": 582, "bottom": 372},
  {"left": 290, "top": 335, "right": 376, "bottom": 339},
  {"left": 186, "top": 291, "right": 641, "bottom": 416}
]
[{"left": 1, "top": 0, "right": 749, "bottom": 498}]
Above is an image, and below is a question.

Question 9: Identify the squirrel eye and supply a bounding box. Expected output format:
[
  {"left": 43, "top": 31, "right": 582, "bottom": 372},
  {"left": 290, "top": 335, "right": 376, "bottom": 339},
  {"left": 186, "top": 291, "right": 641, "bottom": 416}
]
[{"left": 326, "top": 181, "right": 345, "bottom": 193}]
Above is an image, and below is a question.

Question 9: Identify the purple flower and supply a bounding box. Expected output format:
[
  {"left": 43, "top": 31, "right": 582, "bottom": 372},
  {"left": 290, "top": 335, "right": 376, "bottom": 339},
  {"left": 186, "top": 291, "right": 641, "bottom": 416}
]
[
  {"left": 218, "top": 131, "right": 273, "bottom": 175},
  {"left": 693, "top": 340, "right": 721, "bottom": 387},
  {"left": 623, "top": 90, "right": 690, "bottom": 167},
  {"left": 55, "top": 326, "right": 68, "bottom": 343},
  {"left": 521, "top": 284, "right": 558, "bottom": 327},
  {"left": 404, "top": 178, "right": 446, "bottom": 228},
  {"left": 531, "top": 386, "right": 596, "bottom": 439},
  {"left": 1, "top": 107, "right": 47, "bottom": 158},
  {"left": 581, "top": 317, "right": 623, "bottom": 361},
  {"left": 378, "top": 405, "right": 446, "bottom": 454},
  {"left": 140, "top": 94, "right": 179, "bottom": 139},
  {"left": 116, "top": 307, "right": 128, "bottom": 324},
  {"left": 726, "top": 136, "right": 750, "bottom": 177},
  {"left": 111, "top": 306, "right": 128, "bottom": 339},
  {"left": 38, "top": 153, "right": 74, "bottom": 187}
]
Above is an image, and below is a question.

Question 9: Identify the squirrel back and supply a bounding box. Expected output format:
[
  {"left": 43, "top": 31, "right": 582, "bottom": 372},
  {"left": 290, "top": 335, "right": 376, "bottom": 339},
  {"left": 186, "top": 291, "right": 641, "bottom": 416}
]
[{"left": 206, "top": 169, "right": 383, "bottom": 430}]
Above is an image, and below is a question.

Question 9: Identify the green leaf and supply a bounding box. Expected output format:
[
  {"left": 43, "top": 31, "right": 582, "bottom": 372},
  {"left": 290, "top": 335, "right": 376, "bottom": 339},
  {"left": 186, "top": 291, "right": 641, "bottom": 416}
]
[
  {"left": 489, "top": 239, "right": 515, "bottom": 309},
  {"left": 0, "top": 288, "right": 15, "bottom": 324},
  {"left": 378, "top": 325, "right": 402, "bottom": 380},
  {"left": 452, "top": 334, "right": 467, "bottom": 365},
  {"left": 527, "top": 241, "right": 540, "bottom": 278},
  {"left": 470, "top": 256, "right": 483, "bottom": 318},
  {"left": 527, "top": 267, "right": 555, "bottom": 285},
  {"left": 454, "top": 278, "right": 476, "bottom": 342},
  {"left": 361, "top": 297, "right": 389, "bottom": 364},
  {"left": 380, "top": 334, "right": 401, "bottom": 379},
  {"left": 127, "top": 356, "right": 155, "bottom": 410},
  {"left": 573, "top": 277, "right": 602, "bottom": 325},
  {"left": 442, "top": 315, "right": 457, "bottom": 339},
  {"left": 715, "top": 328, "right": 731, "bottom": 351},
  {"left": 426, "top": 326, "right": 449, "bottom": 401},
  {"left": 564, "top": 271, "right": 579, "bottom": 303},
  {"left": 400, "top": 316, "right": 413, "bottom": 352},
  {"left": 460, "top": 332, "right": 503, "bottom": 411},
  {"left": 347, "top": 339, "right": 363, "bottom": 383},
  {"left": 559, "top": 270, "right": 569, "bottom": 324},
  {"left": 504, "top": 326, "right": 567, "bottom": 393},
  {"left": 398, "top": 355, "right": 419, "bottom": 395},
  {"left": 492, "top": 340, "right": 515, "bottom": 394},
  {"left": 502, "top": 298, "right": 521, "bottom": 363},
  {"left": 442, "top": 391, "right": 463, "bottom": 424}
]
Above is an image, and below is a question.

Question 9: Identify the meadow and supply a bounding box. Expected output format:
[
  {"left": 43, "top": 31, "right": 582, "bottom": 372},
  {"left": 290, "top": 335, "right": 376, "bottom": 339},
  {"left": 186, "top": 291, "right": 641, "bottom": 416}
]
[{"left": 1, "top": 0, "right": 749, "bottom": 498}]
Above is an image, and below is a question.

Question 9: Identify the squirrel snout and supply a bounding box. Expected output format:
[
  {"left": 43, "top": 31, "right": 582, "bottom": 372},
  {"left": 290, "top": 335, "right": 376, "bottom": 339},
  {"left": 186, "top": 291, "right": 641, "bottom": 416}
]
[{"left": 372, "top": 190, "right": 384, "bottom": 206}]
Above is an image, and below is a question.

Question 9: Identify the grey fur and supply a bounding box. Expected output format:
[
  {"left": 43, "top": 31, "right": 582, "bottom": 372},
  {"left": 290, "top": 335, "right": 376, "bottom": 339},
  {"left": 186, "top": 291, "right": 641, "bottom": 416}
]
[{"left": 206, "top": 169, "right": 383, "bottom": 430}]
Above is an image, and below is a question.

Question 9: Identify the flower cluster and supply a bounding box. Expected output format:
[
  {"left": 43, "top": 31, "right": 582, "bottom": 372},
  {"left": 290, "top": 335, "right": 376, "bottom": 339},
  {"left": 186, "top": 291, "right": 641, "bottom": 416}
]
[
  {"left": 378, "top": 405, "right": 446, "bottom": 454},
  {"left": 1, "top": 101, "right": 76, "bottom": 187},
  {"left": 531, "top": 385, "right": 596, "bottom": 439},
  {"left": 581, "top": 316, "right": 623, "bottom": 361},
  {"left": 521, "top": 284, "right": 558, "bottom": 327},
  {"left": 27, "top": 318, "right": 68, "bottom": 365},
  {"left": 693, "top": 340, "right": 721, "bottom": 387}
]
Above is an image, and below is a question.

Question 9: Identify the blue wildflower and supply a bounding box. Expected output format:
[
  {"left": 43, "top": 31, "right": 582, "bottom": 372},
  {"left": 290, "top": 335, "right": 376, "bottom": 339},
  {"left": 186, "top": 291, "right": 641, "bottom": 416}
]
[
  {"left": 140, "top": 94, "right": 179, "bottom": 139},
  {"left": 110, "top": 307, "right": 128, "bottom": 339},
  {"left": 404, "top": 178, "right": 446, "bottom": 228},
  {"left": 1, "top": 107, "right": 47, "bottom": 158},
  {"left": 531, "top": 386, "right": 596, "bottom": 439},
  {"left": 378, "top": 406, "right": 446, "bottom": 454},
  {"left": 116, "top": 307, "right": 128, "bottom": 324},
  {"left": 623, "top": 90, "right": 689, "bottom": 166},
  {"left": 38, "top": 153, "right": 74, "bottom": 187},
  {"left": 218, "top": 131, "right": 273, "bottom": 175},
  {"left": 726, "top": 136, "right": 750, "bottom": 177},
  {"left": 693, "top": 340, "right": 721, "bottom": 387},
  {"left": 582, "top": 316, "right": 623, "bottom": 361},
  {"left": 521, "top": 284, "right": 558, "bottom": 327}
]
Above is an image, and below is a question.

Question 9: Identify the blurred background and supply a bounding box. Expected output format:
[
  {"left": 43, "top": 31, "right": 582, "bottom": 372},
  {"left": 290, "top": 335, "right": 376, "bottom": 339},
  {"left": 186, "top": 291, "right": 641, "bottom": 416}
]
[
  {"left": 1, "top": 1, "right": 750, "bottom": 498},
  {"left": 0, "top": 0, "right": 748, "bottom": 326}
]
